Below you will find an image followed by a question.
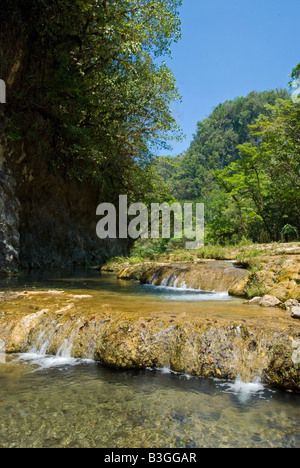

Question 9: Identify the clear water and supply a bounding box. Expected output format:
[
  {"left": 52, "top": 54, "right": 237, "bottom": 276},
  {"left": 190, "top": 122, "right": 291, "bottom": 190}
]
[{"left": 0, "top": 268, "right": 299, "bottom": 448}]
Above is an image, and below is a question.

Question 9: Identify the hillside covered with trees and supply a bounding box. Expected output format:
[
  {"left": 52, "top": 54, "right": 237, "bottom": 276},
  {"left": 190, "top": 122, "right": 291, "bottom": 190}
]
[{"left": 155, "top": 82, "right": 300, "bottom": 245}]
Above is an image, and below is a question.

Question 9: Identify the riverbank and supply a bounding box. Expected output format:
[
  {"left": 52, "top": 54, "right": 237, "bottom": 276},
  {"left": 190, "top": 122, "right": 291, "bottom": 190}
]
[{"left": 103, "top": 242, "right": 300, "bottom": 302}]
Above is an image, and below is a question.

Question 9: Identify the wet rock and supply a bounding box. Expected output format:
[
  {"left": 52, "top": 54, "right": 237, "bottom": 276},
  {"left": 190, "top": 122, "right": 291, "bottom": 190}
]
[
  {"left": 0, "top": 290, "right": 299, "bottom": 391},
  {"left": 117, "top": 261, "right": 248, "bottom": 293},
  {"left": 259, "top": 295, "right": 282, "bottom": 308}
]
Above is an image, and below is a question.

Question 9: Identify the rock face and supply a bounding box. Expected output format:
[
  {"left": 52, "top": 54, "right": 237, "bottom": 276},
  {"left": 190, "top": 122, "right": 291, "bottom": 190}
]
[
  {"left": 1, "top": 290, "right": 299, "bottom": 391},
  {"left": 16, "top": 164, "right": 128, "bottom": 269},
  {"left": 0, "top": 170, "right": 20, "bottom": 274},
  {"left": 229, "top": 255, "right": 300, "bottom": 301},
  {"left": 0, "top": 145, "right": 129, "bottom": 272},
  {"left": 0, "top": 23, "right": 129, "bottom": 273}
]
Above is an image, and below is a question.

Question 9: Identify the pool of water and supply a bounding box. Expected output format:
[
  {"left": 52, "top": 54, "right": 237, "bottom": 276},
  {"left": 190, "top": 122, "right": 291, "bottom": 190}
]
[
  {"left": 0, "top": 267, "right": 289, "bottom": 321},
  {"left": 0, "top": 355, "right": 299, "bottom": 448},
  {"left": 0, "top": 268, "right": 299, "bottom": 448}
]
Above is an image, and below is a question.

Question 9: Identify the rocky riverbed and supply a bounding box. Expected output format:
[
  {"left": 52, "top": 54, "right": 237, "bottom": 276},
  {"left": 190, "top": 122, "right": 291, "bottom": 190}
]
[{"left": 0, "top": 286, "right": 299, "bottom": 391}]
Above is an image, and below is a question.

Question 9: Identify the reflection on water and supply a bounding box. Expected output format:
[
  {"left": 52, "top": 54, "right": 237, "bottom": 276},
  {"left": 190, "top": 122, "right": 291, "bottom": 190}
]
[
  {"left": 0, "top": 268, "right": 299, "bottom": 448},
  {"left": 0, "top": 356, "right": 299, "bottom": 448}
]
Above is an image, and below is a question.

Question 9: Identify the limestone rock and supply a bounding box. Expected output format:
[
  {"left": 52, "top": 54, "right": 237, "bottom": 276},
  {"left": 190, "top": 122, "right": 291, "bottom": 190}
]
[
  {"left": 259, "top": 295, "right": 282, "bottom": 308},
  {"left": 248, "top": 297, "right": 262, "bottom": 304},
  {"left": 118, "top": 261, "right": 248, "bottom": 293},
  {"left": 284, "top": 299, "right": 299, "bottom": 309},
  {"left": 291, "top": 307, "right": 300, "bottom": 319}
]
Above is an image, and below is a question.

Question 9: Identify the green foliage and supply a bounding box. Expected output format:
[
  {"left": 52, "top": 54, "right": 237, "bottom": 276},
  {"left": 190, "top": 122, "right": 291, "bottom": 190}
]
[
  {"left": 243, "top": 273, "right": 268, "bottom": 299},
  {"left": 156, "top": 89, "right": 289, "bottom": 202},
  {"left": 155, "top": 84, "right": 300, "bottom": 245},
  {"left": 217, "top": 97, "right": 300, "bottom": 242},
  {"left": 281, "top": 224, "right": 299, "bottom": 242},
  {"left": 1, "top": 0, "right": 183, "bottom": 202}
]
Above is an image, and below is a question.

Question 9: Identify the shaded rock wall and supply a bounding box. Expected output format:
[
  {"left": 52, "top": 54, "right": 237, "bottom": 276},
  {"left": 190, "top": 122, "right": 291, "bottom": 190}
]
[
  {"left": 0, "top": 7, "right": 130, "bottom": 273},
  {"left": 0, "top": 168, "right": 20, "bottom": 273},
  {"left": 0, "top": 151, "right": 129, "bottom": 271}
]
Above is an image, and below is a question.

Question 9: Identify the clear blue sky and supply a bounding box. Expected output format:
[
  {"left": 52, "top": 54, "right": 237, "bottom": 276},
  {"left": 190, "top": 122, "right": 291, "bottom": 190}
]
[{"left": 163, "top": 0, "right": 300, "bottom": 156}]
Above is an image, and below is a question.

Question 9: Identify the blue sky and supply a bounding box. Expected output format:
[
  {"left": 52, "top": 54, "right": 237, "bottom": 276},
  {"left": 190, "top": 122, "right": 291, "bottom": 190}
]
[{"left": 163, "top": 0, "right": 300, "bottom": 156}]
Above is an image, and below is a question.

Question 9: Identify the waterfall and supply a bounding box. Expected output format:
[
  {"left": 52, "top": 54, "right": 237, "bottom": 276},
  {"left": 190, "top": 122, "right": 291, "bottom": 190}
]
[
  {"left": 143, "top": 262, "right": 248, "bottom": 293},
  {"left": 16, "top": 325, "right": 79, "bottom": 370},
  {"left": 30, "top": 330, "right": 55, "bottom": 357},
  {"left": 56, "top": 332, "right": 75, "bottom": 359}
]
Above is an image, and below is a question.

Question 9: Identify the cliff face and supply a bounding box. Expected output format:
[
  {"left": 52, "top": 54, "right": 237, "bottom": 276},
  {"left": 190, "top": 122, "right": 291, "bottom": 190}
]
[
  {"left": 0, "top": 164, "right": 20, "bottom": 273},
  {"left": 0, "top": 7, "right": 129, "bottom": 273},
  {"left": 0, "top": 144, "right": 129, "bottom": 273}
]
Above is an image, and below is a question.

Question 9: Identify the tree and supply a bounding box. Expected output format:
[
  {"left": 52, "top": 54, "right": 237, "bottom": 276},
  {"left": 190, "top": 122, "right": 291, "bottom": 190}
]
[
  {"left": 0, "top": 0, "right": 183, "bottom": 202},
  {"left": 156, "top": 89, "right": 289, "bottom": 202},
  {"left": 214, "top": 97, "right": 300, "bottom": 242}
]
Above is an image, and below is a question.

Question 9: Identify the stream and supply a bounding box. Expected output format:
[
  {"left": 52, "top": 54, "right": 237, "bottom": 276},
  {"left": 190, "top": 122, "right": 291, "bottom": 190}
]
[{"left": 0, "top": 268, "right": 299, "bottom": 448}]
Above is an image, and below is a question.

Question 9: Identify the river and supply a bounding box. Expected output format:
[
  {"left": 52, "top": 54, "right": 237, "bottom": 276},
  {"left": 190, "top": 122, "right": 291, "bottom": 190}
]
[{"left": 0, "top": 268, "right": 299, "bottom": 448}]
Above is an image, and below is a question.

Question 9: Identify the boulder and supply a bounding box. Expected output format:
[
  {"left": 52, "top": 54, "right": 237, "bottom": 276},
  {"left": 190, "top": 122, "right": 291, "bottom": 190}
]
[
  {"left": 284, "top": 299, "right": 299, "bottom": 309},
  {"left": 248, "top": 297, "right": 262, "bottom": 304},
  {"left": 259, "top": 295, "right": 282, "bottom": 308},
  {"left": 291, "top": 307, "right": 300, "bottom": 319}
]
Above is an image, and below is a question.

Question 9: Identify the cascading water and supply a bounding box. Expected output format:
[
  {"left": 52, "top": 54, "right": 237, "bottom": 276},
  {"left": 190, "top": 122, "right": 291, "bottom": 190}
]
[
  {"left": 147, "top": 265, "right": 237, "bottom": 301},
  {"left": 16, "top": 323, "right": 82, "bottom": 370},
  {"left": 1, "top": 267, "right": 299, "bottom": 391},
  {"left": 56, "top": 331, "right": 75, "bottom": 359},
  {"left": 137, "top": 261, "right": 248, "bottom": 295}
]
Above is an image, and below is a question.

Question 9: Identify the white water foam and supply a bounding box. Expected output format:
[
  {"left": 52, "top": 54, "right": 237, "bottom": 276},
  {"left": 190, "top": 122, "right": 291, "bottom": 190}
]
[
  {"left": 146, "top": 366, "right": 193, "bottom": 380},
  {"left": 144, "top": 283, "right": 231, "bottom": 301},
  {"left": 217, "top": 376, "right": 270, "bottom": 403},
  {"left": 14, "top": 330, "right": 92, "bottom": 371},
  {"left": 15, "top": 352, "right": 82, "bottom": 371}
]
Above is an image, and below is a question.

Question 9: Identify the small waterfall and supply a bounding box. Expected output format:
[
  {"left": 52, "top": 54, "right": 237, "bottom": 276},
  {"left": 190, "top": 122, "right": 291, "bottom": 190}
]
[
  {"left": 16, "top": 324, "right": 79, "bottom": 369},
  {"left": 160, "top": 274, "right": 173, "bottom": 287},
  {"left": 30, "top": 330, "right": 56, "bottom": 357},
  {"left": 143, "top": 262, "right": 248, "bottom": 293},
  {"left": 56, "top": 332, "right": 75, "bottom": 359}
]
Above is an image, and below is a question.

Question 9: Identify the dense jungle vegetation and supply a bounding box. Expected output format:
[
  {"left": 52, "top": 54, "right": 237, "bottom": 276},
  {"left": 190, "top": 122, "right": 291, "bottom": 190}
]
[
  {"left": 0, "top": 0, "right": 182, "bottom": 204},
  {"left": 155, "top": 79, "right": 300, "bottom": 246},
  {"left": 1, "top": 0, "right": 299, "bottom": 254}
]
